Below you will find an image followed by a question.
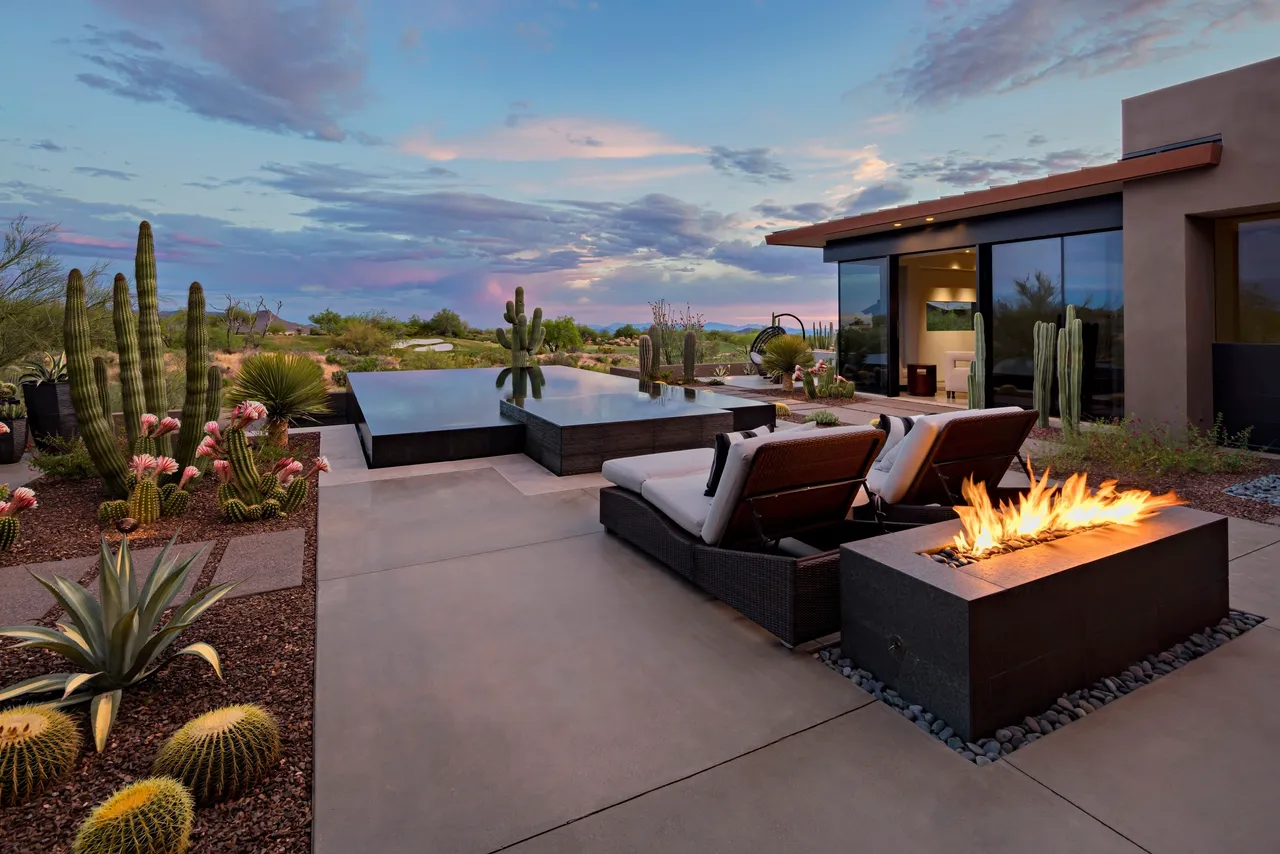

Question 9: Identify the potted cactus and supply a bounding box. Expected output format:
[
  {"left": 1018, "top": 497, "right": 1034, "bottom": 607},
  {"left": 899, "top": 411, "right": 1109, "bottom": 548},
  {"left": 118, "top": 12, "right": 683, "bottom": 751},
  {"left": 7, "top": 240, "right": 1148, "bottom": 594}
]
[
  {"left": 19, "top": 352, "right": 77, "bottom": 451},
  {"left": 0, "top": 383, "right": 26, "bottom": 464}
]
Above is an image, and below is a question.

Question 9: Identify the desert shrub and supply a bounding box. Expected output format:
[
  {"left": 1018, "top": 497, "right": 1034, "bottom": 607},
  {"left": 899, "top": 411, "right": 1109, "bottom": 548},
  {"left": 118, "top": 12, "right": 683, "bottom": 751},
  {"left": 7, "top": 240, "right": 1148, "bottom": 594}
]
[
  {"left": 397, "top": 350, "right": 458, "bottom": 370},
  {"left": 597, "top": 345, "right": 615, "bottom": 355},
  {"left": 1040, "top": 413, "right": 1260, "bottom": 477},
  {"left": 803, "top": 410, "right": 841, "bottom": 427},
  {"left": 348, "top": 356, "right": 382, "bottom": 373},
  {"left": 324, "top": 353, "right": 344, "bottom": 365},
  {"left": 331, "top": 369, "right": 347, "bottom": 388},
  {"left": 542, "top": 351, "right": 579, "bottom": 367},
  {"left": 335, "top": 320, "right": 392, "bottom": 356},
  {"left": 30, "top": 435, "right": 99, "bottom": 479}
]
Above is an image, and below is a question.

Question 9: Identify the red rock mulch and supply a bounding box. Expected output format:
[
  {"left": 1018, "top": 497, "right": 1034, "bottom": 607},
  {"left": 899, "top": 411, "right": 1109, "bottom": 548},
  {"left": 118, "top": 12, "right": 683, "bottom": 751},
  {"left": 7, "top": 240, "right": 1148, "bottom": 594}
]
[{"left": 0, "top": 433, "right": 319, "bottom": 854}]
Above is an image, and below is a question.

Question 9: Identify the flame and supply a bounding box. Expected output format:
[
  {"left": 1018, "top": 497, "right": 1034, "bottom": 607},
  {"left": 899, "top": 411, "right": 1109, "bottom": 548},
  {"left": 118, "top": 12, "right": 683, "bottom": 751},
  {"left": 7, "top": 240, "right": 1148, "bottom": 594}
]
[{"left": 951, "top": 461, "right": 1183, "bottom": 559}]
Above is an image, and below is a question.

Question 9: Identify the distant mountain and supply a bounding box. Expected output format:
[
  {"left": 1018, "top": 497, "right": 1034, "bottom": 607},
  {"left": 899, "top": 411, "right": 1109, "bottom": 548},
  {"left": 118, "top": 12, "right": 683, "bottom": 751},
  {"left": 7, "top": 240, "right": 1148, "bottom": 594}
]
[{"left": 252, "top": 310, "right": 310, "bottom": 333}]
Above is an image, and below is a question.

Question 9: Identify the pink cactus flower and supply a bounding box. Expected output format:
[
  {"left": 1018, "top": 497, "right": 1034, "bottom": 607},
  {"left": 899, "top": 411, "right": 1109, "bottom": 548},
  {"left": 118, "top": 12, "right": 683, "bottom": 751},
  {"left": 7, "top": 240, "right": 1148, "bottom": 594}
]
[
  {"left": 130, "top": 454, "right": 158, "bottom": 477},
  {"left": 196, "top": 436, "right": 219, "bottom": 458},
  {"left": 212, "top": 459, "right": 232, "bottom": 483},
  {"left": 0, "top": 422, "right": 8, "bottom": 436},
  {"left": 140, "top": 413, "right": 159, "bottom": 433},
  {"left": 153, "top": 456, "right": 180, "bottom": 476},
  {"left": 247, "top": 401, "right": 268, "bottom": 421},
  {"left": 314, "top": 456, "right": 331, "bottom": 473},
  {"left": 178, "top": 466, "right": 200, "bottom": 489},
  {"left": 204, "top": 421, "right": 221, "bottom": 438},
  {"left": 272, "top": 456, "right": 298, "bottom": 474},
  {"left": 3, "top": 486, "right": 38, "bottom": 515},
  {"left": 278, "top": 460, "right": 305, "bottom": 485},
  {"left": 155, "top": 416, "right": 181, "bottom": 436}
]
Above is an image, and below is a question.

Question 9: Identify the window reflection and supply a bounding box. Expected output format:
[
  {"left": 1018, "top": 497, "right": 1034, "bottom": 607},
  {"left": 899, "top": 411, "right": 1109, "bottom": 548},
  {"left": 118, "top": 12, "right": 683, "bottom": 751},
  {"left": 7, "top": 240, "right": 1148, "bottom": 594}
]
[
  {"left": 838, "top": 259, "right": 890, "bottom": 395},
  {"left": 1064, "top": 231, "right": 1124, "bottom": 419},
  {"left": 1218, "top": 216, "right": 1280, "bottom": 344},
  {"left": 991, "top": 238, "right": 1061, "bottom": 409}
]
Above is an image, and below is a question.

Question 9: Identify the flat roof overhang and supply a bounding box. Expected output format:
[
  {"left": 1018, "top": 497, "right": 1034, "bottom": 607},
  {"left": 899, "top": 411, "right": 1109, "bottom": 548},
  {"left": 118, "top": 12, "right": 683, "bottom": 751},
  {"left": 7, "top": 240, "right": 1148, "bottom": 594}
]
[{"left": 765, "top": 142, "right": 1222, "bottom": 249}]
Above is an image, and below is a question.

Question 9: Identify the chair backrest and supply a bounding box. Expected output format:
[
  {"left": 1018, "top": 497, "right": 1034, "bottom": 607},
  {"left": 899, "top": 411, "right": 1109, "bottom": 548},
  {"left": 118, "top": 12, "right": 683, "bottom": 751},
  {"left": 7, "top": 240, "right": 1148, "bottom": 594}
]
[
  {"left": 703, "top": 425, "right": 885, "bottom": 547},
  {"left": 893, "top": 407, "right": 1037, "bottom": 506}
]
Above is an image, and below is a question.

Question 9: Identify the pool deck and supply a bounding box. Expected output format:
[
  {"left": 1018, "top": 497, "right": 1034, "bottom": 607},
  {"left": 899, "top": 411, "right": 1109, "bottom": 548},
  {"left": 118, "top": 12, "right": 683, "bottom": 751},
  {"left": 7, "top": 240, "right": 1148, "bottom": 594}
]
[{"left": 310, "top": 422, "right": 1280, "bottom": 854}]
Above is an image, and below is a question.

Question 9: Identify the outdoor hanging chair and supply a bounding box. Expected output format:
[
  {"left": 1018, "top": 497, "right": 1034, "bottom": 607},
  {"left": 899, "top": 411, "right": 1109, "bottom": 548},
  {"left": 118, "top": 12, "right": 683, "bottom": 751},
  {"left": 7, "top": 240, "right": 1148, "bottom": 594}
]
[{"left": 748, "top": 313, "right": 806, "bottom": 378}]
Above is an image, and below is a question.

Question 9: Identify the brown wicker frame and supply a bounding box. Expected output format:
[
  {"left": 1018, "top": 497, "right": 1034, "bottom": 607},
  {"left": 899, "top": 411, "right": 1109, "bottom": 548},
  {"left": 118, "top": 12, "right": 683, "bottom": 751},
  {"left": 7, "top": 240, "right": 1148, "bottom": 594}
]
[{"left": 598, "top": 428, "right": 887, "bottom": 647}]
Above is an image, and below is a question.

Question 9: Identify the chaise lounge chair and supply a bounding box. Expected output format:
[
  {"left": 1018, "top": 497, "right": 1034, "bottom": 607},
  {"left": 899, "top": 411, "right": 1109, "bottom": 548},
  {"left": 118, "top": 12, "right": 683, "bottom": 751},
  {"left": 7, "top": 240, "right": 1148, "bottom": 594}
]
[
  {"left": 599, "top": 424, "right": 885, "bottom": 647},
  {"left": 854, "top": 406, "right": 1039, "bottom": 525}
]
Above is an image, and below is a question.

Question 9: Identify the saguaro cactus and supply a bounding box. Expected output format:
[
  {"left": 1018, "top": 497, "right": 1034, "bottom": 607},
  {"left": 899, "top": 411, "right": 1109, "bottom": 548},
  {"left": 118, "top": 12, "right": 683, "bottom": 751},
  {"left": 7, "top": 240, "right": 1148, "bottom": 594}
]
[
  {"left": 135, "top": 222, "right": 170, "bottom": 455},
  {"left": 646, "top": 324, "right": 662, "bottom": 376},
  {"left": 496, "top": 286, "right": 545, "bottom": 369},
  {"left": 174, "top": 282, "right": 209, "bottom": 470},
  {"left": 966, "top": 311, "right": 986, "bottom": 410},
  {"left": 682, "top": 329, "right": 697, "bottom": 382},
  {"left": 1057, "top": 304, "right": 1084, "bottom": 436},
  {"left": 638, "top": 334, "right": 655, "bottom": 381},
  {"left": 112, "top": 272, "right": 145, "bottom": 450},
  {"left": 65, "top": 270, "right": 129, "bottom": 497},
  {"left": 1032, "top": 319, "right": 1057, "bottom": 428}
]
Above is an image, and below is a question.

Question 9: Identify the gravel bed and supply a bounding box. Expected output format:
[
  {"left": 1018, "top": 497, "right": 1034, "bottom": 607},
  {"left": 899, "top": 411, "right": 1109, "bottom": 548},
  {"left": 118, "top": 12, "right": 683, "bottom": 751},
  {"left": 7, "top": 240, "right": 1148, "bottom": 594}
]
[
  {"left": 1224, "top": 474, "right": 1280, "bottom": 507},
  {"left": 817, "top": 609, "right": 1265, "bottom": 765},
  {"left": 0, "top": 434, "right": 319, "bottom": 853}
]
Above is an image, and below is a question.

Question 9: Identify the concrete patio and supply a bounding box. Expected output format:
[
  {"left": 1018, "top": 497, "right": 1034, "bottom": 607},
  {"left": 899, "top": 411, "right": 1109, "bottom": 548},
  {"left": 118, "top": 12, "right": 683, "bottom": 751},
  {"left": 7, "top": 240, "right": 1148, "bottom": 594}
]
[{"left": 310, "top": 423, "right": 1280, "bottom": 854}]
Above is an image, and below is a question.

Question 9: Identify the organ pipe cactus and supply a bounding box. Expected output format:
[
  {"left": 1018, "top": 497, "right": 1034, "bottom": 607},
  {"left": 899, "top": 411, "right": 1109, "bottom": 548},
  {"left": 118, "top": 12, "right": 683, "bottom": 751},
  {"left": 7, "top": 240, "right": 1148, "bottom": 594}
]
[
  {"left": 112, "top": 272, "right": 146, "bottom": 450},
  {"left": 92, "top": 356, "right": 112, "bottom": 428},
  {"left": 646, "top": 324, "right": 662, "bottom": 376},
  {"left": 496, "top": 286, "right": 545, "bottom": 369},
  {"left": 637, "top": 334, "right": 655, "bottom": 381},
  {"left": 0, "top": 483, "right": 37, "bottom": 552},
  {"left": 1057, "top": 304, "right": 1084, "bottom": 437},
  {"left": 174, "top": 282, "right": 209, "bottom": 469},
  {"left": 135, "top": 222, "right": 171, "bottom": 455},
  {"left": 683, "top": 330, "right": 698, "bottom": 382},
  {"left": 199, "top": 365, "right": 223, "bottom": 474},
  {"left": 1032, "top": 319, "right": 1057, "bottom": 428},
  {"left": 199, "top": 402, "right": 328, "bottom": 521},
  {"left": 65, "top": 269, "right": 130, "bottom": 498},
  {"left": 967, "top": 311, "right": 986, "bottom": 410}
]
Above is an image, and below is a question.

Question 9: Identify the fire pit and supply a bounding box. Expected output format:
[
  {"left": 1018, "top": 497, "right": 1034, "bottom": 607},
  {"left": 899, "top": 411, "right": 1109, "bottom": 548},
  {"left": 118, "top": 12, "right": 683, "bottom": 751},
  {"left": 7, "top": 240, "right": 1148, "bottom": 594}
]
[{"left": 840, "top": 469, "right": 1229, "bottom": 742}]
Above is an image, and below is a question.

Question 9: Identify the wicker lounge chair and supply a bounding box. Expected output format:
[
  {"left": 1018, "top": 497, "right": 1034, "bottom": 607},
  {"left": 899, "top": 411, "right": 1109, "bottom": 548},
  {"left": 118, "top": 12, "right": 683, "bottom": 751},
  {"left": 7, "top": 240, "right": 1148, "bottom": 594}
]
[
  {"left": 855, "top": 406, "right": 1038, "bottom": 526},
  {"left": 599, "top": 424, "right": 886, "bottom": 646}
]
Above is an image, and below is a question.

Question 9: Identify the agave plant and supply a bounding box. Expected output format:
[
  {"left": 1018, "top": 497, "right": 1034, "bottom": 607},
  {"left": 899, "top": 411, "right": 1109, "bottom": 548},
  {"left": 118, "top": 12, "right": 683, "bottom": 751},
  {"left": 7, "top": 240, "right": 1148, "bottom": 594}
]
[
  {"left": 0, "top": 535, "right": 237, "bottom": 751},
  {"left": 226, "top": 353, "right": 330, "bottom": 445},
  {"left": 760, "top": 334, "right": 815, "bottom": 381},
  {"left": 19, "top": 352, "right": 69, "bottom": 385}
]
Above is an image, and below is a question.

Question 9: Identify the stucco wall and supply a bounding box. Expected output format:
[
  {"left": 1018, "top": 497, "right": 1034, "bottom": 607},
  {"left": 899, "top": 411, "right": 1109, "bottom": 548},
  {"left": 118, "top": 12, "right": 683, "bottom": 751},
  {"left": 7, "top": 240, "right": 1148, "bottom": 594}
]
[{"left": 1121, "top": 56, "right": 1280, "bottom": 428}]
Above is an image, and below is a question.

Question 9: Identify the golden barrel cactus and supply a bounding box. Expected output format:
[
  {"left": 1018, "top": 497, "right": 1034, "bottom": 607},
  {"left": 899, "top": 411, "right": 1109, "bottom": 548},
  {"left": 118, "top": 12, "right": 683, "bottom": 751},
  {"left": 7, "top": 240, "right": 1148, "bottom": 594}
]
[
  {"left": 152, "top": 705, "right": 281, "bottom": 804},
  {"left": 0, "top": 705, "right": 81, "bottom": 806},
  {"left": 73, "top": 776, "right": 194, "bottom": 854}
]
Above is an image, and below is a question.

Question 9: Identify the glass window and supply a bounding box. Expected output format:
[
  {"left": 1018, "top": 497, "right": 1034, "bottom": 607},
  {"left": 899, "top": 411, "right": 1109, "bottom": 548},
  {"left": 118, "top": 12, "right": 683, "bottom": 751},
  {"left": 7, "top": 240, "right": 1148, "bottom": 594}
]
[
  {"left": 990, "top": 238, "right": 1061, "bottom": 409},
  {"left": 1217, "top": 215, "right": 1280, "bottom": 343},
  {"left": 838, "top": 259, "right": 890, "bottom": 395},
  {"left": 1064, "top": 231, "right": 1124, "bottom": 419}
]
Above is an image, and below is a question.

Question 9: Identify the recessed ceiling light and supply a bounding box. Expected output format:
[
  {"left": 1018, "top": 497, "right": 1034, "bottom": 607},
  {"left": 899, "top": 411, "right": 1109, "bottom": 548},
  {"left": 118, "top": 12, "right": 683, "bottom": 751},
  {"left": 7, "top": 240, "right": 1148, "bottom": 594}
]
[
  {"left": 965, "top": 249, "right": 972, "bottom": 253},
  {"left": 893, "top": 222, "right": 903, "bottom": 227},
  {"left": 925, "top": 216, "right": 935, "bottom": 222}
]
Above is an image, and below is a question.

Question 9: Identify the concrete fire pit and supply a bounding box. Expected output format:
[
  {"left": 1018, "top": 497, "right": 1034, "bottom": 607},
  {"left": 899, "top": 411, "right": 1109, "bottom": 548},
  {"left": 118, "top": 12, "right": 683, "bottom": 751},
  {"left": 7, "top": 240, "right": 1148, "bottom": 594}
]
[{"left": 839, "top": 506, "right": 1229, "bottom": 742}]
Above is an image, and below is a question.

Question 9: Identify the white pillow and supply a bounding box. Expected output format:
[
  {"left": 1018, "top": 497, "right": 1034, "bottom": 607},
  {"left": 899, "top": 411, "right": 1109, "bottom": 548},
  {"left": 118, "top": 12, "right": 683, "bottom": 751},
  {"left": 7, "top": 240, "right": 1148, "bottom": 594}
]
[{"left": 873, "top": 414, "right": 916, "bottom": 462}]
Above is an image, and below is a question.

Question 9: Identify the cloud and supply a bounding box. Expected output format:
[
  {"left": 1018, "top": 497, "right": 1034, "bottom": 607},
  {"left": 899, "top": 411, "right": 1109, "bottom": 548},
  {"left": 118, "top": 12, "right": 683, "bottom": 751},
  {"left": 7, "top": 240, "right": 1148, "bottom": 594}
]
[
  {"left": 80, "top": 0, "right": 371, "bottom": 141},
  {"left": 874, "top": 0, "right": 1280, "bottom": 107},
  {"left": 81, "top": 23, "right": 164, "bottom": 52},
  {"left": 750, "top": 181, "right": 915, "bottom": 228},
  {"left": 515, "top": 21, "right": 554, "bottom": 51},
  {"left": 73, "top": 166, "right": 137, "bottom": 180},
  {"left": 397, "top": 26, "right": 422, "bottom": 51},
  {"left": 897, "top": 149, "right": 1108, "bottom": 187},
  {"left": 706, "top": 146, "right": 793, "bottom": 183},
  {"left": 1027, "top": 134, "right": 1048, "bottom": 146},
  {"left": 401, "top": 116, "right": 700, "bottom": 161},
  {"left": 31, "top": 139, "right": 65, "bottom": 152}
]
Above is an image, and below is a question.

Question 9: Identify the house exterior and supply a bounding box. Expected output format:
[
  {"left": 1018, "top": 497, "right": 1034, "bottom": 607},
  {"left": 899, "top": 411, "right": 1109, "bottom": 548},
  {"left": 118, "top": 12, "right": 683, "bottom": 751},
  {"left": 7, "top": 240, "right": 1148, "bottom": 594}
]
[{"left": 766, "top": 56, "right": 1280, "bottom": 448}]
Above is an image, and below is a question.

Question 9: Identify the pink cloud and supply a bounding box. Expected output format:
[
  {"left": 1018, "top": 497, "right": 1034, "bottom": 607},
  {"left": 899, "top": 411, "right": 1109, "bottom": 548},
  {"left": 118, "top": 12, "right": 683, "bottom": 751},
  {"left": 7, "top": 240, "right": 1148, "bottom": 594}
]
[
  {"left": 401, "top": 116, "right": 700, "bottom": 162},
  {"left": 58, "top": 232, "right": 132, "bottom": 250},
  {"left": 169, "top": 231, "right": 222, "bottom": 247}
]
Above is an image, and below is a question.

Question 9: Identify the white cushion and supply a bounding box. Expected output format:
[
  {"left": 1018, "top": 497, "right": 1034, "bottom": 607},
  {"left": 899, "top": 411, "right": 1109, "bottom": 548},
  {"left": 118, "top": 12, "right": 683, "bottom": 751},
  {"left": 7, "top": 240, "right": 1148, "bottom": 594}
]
[
  {"left": 944, "top": 351, "right": 974, "bottom": 393},
  {"left": 602, "top": 447, "right": 715, "bottom": 494},
  {"left": 702, "top": 424, "right": 882, "bottom": 545},
  {"left": 871, "top": 406, "right": 1026, "bottom": 505},
  {"left": 640, "top": 473, "right": 714, "bottom": 538},
  {"left": 872, "top": 440, "right": 904, "bottom": 474},
  {"left": 873, "top": 414, "right": 916, "bottom": 462}
]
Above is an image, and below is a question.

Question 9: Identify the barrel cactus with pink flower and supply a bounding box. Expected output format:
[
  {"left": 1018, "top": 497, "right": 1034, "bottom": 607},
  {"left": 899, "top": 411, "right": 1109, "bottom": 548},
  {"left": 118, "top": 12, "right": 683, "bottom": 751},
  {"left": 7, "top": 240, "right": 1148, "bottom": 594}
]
[{"left": 0, "top": 485, "right": 38, "bottom": 552}]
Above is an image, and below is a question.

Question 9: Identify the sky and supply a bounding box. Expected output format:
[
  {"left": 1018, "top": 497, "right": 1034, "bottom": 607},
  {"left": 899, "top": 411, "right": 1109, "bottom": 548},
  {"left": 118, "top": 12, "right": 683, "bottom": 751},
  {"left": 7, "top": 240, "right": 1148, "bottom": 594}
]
[{"left": 2, "top": 0, "right": 1279, "bottom": 329}]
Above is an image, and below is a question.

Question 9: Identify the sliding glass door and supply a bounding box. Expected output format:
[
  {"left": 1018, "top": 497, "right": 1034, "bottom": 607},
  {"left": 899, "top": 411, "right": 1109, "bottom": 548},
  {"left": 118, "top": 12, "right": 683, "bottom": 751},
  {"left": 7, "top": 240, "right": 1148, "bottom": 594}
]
[{"left": 838, "top": 259, "right": 891, "bottom": 395}]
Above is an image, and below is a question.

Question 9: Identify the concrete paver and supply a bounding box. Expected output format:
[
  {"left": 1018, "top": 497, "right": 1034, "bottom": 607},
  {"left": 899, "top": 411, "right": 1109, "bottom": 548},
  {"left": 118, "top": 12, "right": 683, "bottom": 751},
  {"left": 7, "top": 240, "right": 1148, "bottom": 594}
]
[
  {"left": 214, "top": 528, "right": 305, "bottom": 599},
  {"left": 314, "top": 532, "right": 867, "bottom": 854}
]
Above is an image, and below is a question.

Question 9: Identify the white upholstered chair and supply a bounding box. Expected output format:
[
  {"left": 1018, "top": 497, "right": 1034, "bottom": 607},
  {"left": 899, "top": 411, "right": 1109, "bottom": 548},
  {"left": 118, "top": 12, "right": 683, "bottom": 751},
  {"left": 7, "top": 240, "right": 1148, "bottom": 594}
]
[{"left": 943, "top": 351, "right": 974, "bottom": 400}]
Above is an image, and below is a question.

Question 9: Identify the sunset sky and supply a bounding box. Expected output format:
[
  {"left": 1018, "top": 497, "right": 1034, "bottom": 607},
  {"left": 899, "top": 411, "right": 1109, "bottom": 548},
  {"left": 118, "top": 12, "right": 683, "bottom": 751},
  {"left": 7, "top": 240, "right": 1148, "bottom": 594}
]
[{"left": 3, "top": 0, "right": 1279, "bottom": 327}]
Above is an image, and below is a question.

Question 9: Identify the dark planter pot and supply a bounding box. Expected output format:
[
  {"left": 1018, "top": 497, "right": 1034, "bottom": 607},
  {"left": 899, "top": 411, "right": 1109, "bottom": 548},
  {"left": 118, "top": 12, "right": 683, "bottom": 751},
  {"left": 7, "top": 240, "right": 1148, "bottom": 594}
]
[
  {"left": 0, "top": 416, "right": 27, "bottom": 464},
  {"left": 22, "top": 382, "right": 79, "bottom": 450}
]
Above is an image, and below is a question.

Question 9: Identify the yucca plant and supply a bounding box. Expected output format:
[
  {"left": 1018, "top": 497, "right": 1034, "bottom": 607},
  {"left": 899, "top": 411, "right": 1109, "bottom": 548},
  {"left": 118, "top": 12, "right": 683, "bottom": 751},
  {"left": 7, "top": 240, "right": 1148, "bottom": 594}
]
[
  {"left": 760, "top": 335, "right": 815, "bottom": 383},
  {"left": 0, "top": 534, "right": 238, "bottom": 751},
  {"left": 226, "top": 353, "right": 330, "bottom": 445},
  {"left": 19, "top": 352, "right": 69, "bottom": 385}
]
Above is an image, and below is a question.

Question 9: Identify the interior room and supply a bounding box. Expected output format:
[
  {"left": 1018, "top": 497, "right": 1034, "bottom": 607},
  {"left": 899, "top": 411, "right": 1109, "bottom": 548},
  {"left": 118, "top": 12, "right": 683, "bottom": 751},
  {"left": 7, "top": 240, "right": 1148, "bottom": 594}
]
[{"left": 897, "top": 248, "right": 977, "bottom": 405}]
